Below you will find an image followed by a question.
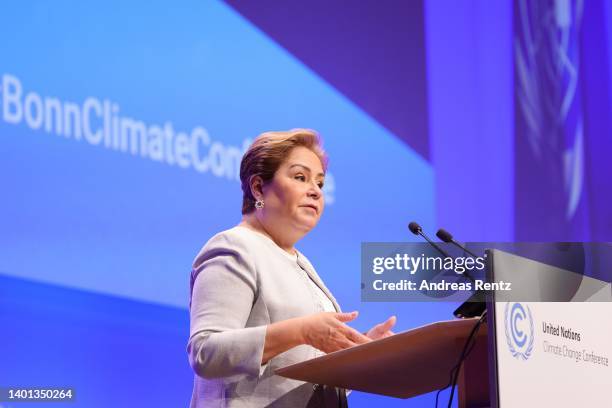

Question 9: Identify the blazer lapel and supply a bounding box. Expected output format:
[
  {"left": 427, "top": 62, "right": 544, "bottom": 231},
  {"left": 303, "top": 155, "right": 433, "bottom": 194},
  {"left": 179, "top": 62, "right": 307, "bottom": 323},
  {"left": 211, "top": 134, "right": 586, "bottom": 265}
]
[{"left": 296, "top": 254, "right": 341, "bottom": 312}]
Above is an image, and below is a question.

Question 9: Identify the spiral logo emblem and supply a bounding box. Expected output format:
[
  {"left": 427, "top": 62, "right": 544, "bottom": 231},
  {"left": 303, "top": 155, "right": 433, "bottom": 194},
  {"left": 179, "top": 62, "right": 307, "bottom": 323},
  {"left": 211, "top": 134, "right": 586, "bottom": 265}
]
[{"left": 504, "top": 302, "right": 534, "bottom": 360}]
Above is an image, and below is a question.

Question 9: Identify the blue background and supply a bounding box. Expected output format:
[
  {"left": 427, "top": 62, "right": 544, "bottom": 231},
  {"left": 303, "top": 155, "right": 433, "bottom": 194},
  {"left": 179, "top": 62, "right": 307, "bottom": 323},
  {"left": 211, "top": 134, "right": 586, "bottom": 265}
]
[{"left": 1, "top": 1, "right": 610, "bottom": 407}]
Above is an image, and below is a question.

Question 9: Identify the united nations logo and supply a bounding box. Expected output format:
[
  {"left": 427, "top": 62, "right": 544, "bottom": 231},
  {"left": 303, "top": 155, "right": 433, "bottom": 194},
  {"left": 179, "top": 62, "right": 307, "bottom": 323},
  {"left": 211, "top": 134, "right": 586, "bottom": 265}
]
[{"left": 504, "top": 302, "right": 534, "bottom": 360}]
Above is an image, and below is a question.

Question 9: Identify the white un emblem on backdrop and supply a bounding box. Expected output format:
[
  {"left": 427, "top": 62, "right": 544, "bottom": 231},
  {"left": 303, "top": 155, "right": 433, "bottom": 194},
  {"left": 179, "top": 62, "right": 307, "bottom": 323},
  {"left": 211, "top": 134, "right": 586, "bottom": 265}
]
[{"left": 504, "top": 302, "right": 534, "bottom": 361}]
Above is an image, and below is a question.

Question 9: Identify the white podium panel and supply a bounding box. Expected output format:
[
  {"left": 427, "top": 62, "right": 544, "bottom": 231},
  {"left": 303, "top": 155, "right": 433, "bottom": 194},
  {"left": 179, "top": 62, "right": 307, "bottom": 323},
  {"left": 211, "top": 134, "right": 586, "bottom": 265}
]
[{"left": 493, "top": 302, "right": 611, "bottom": 407}]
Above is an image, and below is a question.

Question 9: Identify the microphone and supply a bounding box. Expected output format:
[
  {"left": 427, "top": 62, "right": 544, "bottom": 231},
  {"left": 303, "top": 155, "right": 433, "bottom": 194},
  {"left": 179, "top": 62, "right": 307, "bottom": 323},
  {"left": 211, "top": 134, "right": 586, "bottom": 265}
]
[
  {"left": 408, "top": 221, "right": 452, "bottom": 259},
  {"left": 434, "top": 227, "right": 486, "bottom": 318},
  {"left": 408, "top": 221, "right": 475, "bottom": 285},
  {"left": 436, "top": 228, "right": 480, "bottom": 258},
  {"left": 409, "top": 222, "right": 482, "bottom": 318}
]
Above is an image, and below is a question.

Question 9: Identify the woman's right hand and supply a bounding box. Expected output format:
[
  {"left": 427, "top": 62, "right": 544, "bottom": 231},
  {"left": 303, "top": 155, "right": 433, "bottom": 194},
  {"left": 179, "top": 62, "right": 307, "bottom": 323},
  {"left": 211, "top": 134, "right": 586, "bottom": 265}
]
[{"left": 299, "top": 311, "right": 371, "bottom": 353}]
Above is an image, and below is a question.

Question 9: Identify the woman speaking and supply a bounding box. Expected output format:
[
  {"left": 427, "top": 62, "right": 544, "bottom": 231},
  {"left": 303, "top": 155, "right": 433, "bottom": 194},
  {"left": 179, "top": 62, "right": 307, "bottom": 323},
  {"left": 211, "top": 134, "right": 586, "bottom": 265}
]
[{"left": 187, "top": 129, "right": 396, "bottom": 407}]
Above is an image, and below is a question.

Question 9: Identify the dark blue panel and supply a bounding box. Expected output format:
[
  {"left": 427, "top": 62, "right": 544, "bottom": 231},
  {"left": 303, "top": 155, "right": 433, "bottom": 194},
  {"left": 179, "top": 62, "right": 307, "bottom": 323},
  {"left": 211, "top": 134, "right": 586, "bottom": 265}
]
[
  {"left": 224, "top": 0, "right": 431, "bottom": 159},
  {"left": 581, "top": 0, "right": 612, "bottom": 240},
  {"left": 0, "top": 274, "right": 192, "bottom": 407}
]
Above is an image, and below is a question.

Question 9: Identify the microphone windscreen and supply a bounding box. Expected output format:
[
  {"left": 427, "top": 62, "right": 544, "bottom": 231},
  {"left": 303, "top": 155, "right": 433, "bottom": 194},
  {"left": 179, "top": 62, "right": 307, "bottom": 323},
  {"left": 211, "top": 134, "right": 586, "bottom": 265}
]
[
  {"left": 408, "top": 221, "right": 422, "bottom": 235},
  {"left": 436, "top": 228, "right": 454, "bottom": 243}
]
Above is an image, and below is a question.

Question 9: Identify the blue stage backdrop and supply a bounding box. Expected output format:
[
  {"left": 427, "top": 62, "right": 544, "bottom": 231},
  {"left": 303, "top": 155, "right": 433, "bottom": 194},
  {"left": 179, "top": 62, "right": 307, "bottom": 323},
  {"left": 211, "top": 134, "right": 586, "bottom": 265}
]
[{"left": 1, "top": 1, "right": 611, "bottom": 407}]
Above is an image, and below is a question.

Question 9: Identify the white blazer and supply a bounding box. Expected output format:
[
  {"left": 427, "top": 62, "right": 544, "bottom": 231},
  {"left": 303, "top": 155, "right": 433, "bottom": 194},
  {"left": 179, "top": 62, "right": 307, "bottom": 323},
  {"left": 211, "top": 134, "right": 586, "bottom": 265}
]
[{"left": 187, "top": 226, "right": 346, "bottom": 407}]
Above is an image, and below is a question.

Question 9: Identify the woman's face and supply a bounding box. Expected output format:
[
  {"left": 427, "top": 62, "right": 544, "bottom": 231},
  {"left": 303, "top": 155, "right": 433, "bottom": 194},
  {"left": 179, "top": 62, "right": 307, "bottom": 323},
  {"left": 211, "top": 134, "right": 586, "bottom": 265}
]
[{"left": 259, "top": 146, "right": 325, "bottom": 235}]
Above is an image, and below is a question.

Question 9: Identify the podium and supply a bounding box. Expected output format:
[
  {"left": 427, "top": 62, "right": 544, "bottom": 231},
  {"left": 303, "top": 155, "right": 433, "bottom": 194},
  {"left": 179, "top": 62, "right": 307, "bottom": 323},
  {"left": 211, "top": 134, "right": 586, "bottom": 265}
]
[
  {"left": 277, "top": 247, "right": 612, "bottom": 407},
  {"left": 276, "top": 318, "right": 490, "bottom": 408}
]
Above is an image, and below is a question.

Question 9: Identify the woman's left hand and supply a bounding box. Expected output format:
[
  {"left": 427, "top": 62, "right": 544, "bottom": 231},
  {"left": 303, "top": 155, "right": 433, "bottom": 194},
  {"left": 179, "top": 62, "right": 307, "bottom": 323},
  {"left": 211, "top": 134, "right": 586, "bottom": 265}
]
[{"left": 365, "top": 315, "right": 397, "bottom": 340}]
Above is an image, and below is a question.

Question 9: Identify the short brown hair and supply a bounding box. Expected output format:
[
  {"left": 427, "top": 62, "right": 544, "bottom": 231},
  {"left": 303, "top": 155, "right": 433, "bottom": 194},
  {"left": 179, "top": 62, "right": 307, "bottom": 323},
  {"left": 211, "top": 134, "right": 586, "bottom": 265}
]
[{"left": 240, "top": 129, "right": 328, "bottom": 214}]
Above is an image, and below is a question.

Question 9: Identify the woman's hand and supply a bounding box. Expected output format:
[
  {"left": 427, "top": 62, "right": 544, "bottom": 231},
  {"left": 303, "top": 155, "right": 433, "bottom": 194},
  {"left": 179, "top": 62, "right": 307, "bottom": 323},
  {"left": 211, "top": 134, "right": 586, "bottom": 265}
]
[
  {"left": 299, "top": 311, "right": 371, "bottom": 353},
  {"left": 365, "top": 315, "right": 397, "bottom": 340}
]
